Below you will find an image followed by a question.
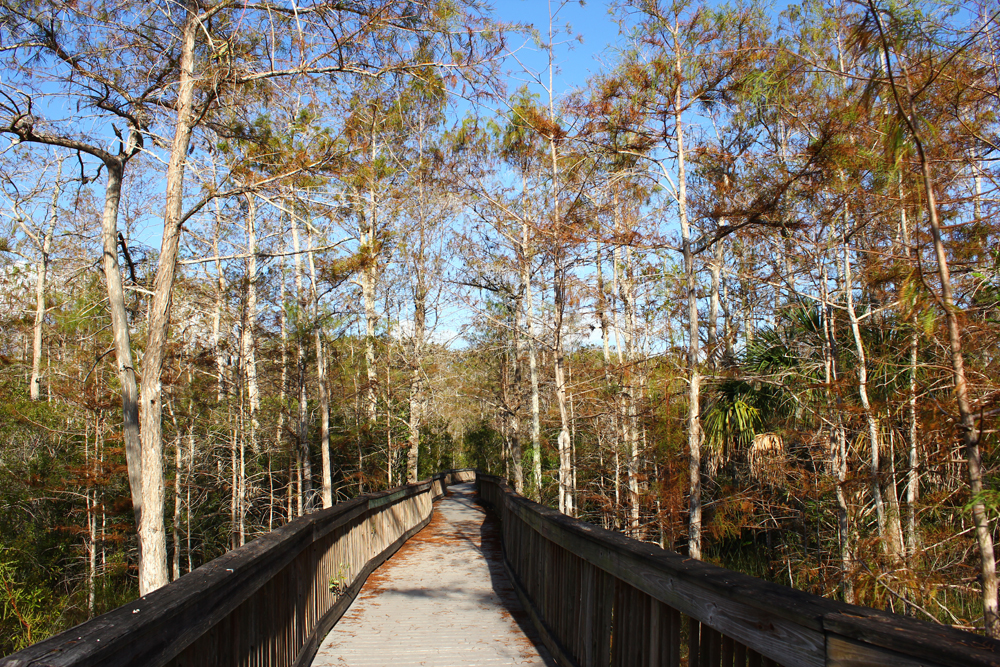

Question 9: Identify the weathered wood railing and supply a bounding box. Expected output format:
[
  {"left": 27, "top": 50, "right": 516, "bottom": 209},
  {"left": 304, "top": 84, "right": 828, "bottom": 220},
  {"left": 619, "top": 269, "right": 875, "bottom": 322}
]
[
  {"left": 1, "top": 469, "right": 475, "bottom": 667},
  {"left": 477, "top": 473, "right": 1000, "bottom": 667}
]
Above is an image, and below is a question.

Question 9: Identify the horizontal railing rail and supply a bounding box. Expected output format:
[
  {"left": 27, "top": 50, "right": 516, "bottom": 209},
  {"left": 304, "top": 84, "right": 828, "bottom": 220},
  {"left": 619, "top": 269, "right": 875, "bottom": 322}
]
[
  {"left": 1, "top": 468, "right": 476, "bottom": 667},
  {"left": 476, "top": 473, "right": 1000, "bottom": 667}
]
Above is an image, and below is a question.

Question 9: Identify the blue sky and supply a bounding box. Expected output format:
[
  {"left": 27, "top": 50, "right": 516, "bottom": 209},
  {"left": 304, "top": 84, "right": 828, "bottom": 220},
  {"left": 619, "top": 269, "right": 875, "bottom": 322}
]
[{"left": 492, "top": 0, "right": 627, "bottom": 97}]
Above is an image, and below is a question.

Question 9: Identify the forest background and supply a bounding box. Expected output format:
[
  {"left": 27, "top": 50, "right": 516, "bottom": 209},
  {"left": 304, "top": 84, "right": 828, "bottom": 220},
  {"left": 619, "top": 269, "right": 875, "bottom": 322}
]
[{"left": 1, "top": 0, "right": 999, "bottom": 653}]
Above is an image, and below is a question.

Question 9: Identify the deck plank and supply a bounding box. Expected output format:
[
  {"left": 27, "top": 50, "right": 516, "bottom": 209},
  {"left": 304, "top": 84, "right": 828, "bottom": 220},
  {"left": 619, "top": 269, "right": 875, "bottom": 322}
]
[{"left": 311, "top": 482, "right": 554, "bottom": 667}]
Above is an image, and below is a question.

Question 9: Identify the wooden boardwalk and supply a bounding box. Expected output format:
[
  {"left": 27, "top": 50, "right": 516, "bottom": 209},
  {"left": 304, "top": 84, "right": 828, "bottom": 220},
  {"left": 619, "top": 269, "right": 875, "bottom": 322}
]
[
  {"left": 311, "top": 482, "right": 554, "bottom": 667},
  {"left": 6, "top": 470, "right": 998, "bottom": 667}
]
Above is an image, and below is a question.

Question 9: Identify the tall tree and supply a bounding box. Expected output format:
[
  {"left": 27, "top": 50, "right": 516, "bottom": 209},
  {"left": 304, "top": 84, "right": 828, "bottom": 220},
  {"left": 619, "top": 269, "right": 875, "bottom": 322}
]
[
  {"left": 862, "top": 0, "right": 1000, "bottom": 635},
  {"left": 602, "top": 0, "right": 766, "bottom": 557},
  {"left": 0, "top": 154, "right": 67, "bottom": 401},
  {"left": 4, "top": 0, "right": 503, "bottom": 593}
]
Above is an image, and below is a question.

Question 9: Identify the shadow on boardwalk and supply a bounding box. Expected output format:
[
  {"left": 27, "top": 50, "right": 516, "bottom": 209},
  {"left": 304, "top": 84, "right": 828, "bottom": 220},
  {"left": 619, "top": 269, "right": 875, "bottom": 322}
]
[{"left": 312, "top": 482, "right": 555, "bottom": 667}]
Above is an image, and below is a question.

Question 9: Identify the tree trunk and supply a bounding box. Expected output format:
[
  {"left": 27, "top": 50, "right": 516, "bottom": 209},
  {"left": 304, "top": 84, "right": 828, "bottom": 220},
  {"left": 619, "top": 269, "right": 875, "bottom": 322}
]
[
  {"left": 230, "top": 424, "right": 239, "bottom": 549},
  {"left": 242, "top": 195, "right": 260, "bottom": 424},
  {"left": 523, "top": 218, "right": 542, "bottom": 500},
  {"left": 551, "top": 185, "right": 573, "bottom": 515},
  {"left": 30, "top": 234, "right": 49, "bottom": 401},
  {"left": 879, "top": 18, "right": 996, "bottom": 623},
  {"left": 913, "top": 129, "right": 998, "bottom": 636},
  {"left": 238, "top": 197, "right": 259, "bottom": 537},
  {"left": 612, "top": 208, "right": 628, "bottom": 533},
  {"left": 596, "top": 236, "right": 617, "bottom": 528},
  {"left": 29, "top": 163, "right": 60, "bottom": 401},
  {"left": 239, "top": 422, "right": 246, "bottom": 546},
  {"left": 137, "top": 3, "right": 198, "bottom": 594},
  {"left": 277, "top": 251, "right": 289, "bottom": 493},
  {"left": 386, "top": 359, "right": 394, "bottom": 487},
  {"left": 510, "top": 295, "right": 526, "bottom": 493},
  {"left": 99, "top": 160, "right": 144, "bottom": 576},
  {"left": 290, "top": 211, "right": 312, "bottom": 512},
  {"left": 506, "top": 380, "right": 524, "bottom": 494},
  {"left": 406, "top": 315, "right": 425, "bottom": 484},
  {"left": 85, "top": 419, "right": 95, "bottom": 616},
  {"left": 363, "top": 137, "right": 380, "bottom": 424},
  {"left": 186, "top": 423, "right": 193, "bottom": 574},
  {"left": 822, "top": 261, "right": 854, "bottom": 603},
  {"left": 569, "top": 362, "right": 578, "bottom": 517},
  {"left": 211, "top": 199, "right": 228, "bottom": 403},
  {"left": 707, "top": 237, "right": 723, "bottom": 370},
  {"left": 843, "top": 235, "right": 903, "bottom": 560},
  {"left": 306, "top": 228, "right": 333, "bottom": 508},
  {"left": 618, "top": 205, "right": 640, "bottom": 538},
  {"left": 676, "top": 64, "right": 703, "bottom": 560},
  {"left": 899, "top": 178, "right": 921, "bottom": 560},
  {"left": 172, "top": 433, "right": 181, "bottom": 581},
  {"left": 407, "top": 131, "right": 428, "bottom": 484},
  {"left": 554, "top": 269, "right": 573, "bottom": 517}
]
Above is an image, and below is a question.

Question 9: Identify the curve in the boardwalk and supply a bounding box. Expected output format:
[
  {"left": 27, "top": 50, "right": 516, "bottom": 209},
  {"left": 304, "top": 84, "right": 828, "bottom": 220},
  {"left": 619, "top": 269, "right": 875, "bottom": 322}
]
[{"left": 312, "top": 482, "right": 554, "bottom": 667}]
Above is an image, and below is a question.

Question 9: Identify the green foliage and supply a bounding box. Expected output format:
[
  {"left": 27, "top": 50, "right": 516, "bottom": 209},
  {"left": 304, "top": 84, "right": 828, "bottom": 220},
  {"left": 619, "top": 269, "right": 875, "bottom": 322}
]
[
  {"left": 0, "top": 380, "right": 139, "bottom": 650},
  {"left": 328, "top": 562, "right": 351, "bottom": 596},
  {"left": 964, "top": 489, "right": 1000, "bottom": 516},
  {"left": 703, "top": 380, "right": 763, "bottom": 462},
  {"left": 0, "top": 551, "right": 60, "bottom": 655},
  {"left": 463, "top": 420, "right": 503, "bottom": 476},
  {"left": 417, "top": 420, "right": 456, "bottom": 480}
]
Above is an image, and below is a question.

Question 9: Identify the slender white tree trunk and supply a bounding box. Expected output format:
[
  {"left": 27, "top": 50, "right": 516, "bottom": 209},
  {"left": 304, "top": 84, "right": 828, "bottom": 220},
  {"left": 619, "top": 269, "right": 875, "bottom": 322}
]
[
  {"left": 619, "top": 211, "right": 640, "bottom": 538},
  {"left": 29, "top": 163, "right": 60, "bottom": 400},
  {"left": 522, "top": 218, "right": 542, "bottom": 500},
  {"left": 306, "top": 228, "right": 333, "bottom": 508},
  {"left": 138, "top": 3, "right": 198, "bottom": 593},
  {"left": 363, "top": 136, "right": 380, "bottom": 424},
  {"left": 552, "top": 233, "right": 573, "bottom": 516},
  {"left": 843, "top": 236, "right": 903, "bottom": 559},
  {"left": 242, "top": 195, "right": 260, "bottom": 420},
  {"left": 822, "top": 261, "right": 854, "bottom": 603},
  {"left": 547, "top": 106, "right": 573, "bottom": 516},
  {"left": 99, "top": 160, "right": 144, "bottom": 575},
  {"left": 596, "top": 236, "right": 616, "bottom": 524},
  {"left": 899, "top": 182, "right": 921, "bottom": 559},
  {"left": 230, "top": 424, "right": 239, "bottom": 548},
  {"left": 30, "top": 234, "right": 50, "bottom": 400},
  {"left": 210, "top": 201, "right": 228, "bottom": 403},
  {"left": 290, "top": 210, "right": 312, "bottom": 512},
  {"left": 277, "top": 252, "right": 289, "bottom": 511},
  {"left": 172, "top": 433, "right": 182, "bottom": 580},
  {"left": 239, "top": 423, "right": 246, "bottom": 545},
  {"left": 406, "top": 309, "right": 425, "bottom": 484},
  {"left": 898, "top": 105, "right": 1000, "bottom": 632},
  {"left": 407, "top": 132, "right": 428, "bottom": 484},
  {"left": 707, "top": 238, "right": 723, "bottom": 369},
  {"left": 612, "top": 205, "right": 628, "bottom": 532},
  {"left": 84, "top": 420, "right": 95, "bottom": 615},
  {"left": 675, "top": 66, "right": 702, "bottom": 560},
  {"left": 238, "top": 196, "right": 259, "bottom": 538},
  {"left": 507, "top": 259, "right": 525, "bottom": 494},
  {"left": 186, "top": 424, "right": 193, "bottom": 574}
]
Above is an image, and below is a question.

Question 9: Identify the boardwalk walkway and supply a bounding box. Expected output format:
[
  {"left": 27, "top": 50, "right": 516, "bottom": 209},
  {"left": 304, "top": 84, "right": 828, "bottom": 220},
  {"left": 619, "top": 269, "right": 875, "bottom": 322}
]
[{"left": 311, "top": 482, "right": 554, "bottom": 667}]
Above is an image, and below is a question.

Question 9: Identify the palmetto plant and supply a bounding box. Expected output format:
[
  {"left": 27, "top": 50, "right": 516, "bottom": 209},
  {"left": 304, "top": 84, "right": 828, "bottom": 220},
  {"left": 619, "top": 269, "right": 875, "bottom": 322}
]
[
  {"left": 704, "top": 306, "right": 826, "bottom": 470},
  {"left": 703, "top": 379, "right": 762, "bottom": 471}
]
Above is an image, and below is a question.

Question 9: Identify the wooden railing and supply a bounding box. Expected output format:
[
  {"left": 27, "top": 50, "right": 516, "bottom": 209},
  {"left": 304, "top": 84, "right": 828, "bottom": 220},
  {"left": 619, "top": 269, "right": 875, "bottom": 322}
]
[
  {"left": 1, "top": 469, "right": 475, "bottom": 667},
  {"left": 477, "top": 473, "right": 1000, "bottom": 667}
]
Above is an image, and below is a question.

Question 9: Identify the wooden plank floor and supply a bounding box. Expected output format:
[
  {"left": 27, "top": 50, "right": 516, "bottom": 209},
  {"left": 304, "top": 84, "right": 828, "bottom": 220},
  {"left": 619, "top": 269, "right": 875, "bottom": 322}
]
[{"left": 312, "top": 482, "right": 554, "bottom": 667}]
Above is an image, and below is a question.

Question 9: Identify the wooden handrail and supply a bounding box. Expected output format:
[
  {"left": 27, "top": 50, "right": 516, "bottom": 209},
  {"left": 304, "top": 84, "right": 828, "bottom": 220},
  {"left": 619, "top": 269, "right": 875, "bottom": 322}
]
[
  {"left": 476, "top": 473, "right": 1000, "bottom": 667},
  {"left": 1, "top": 469, "right": 476, "bottom": 667}
]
